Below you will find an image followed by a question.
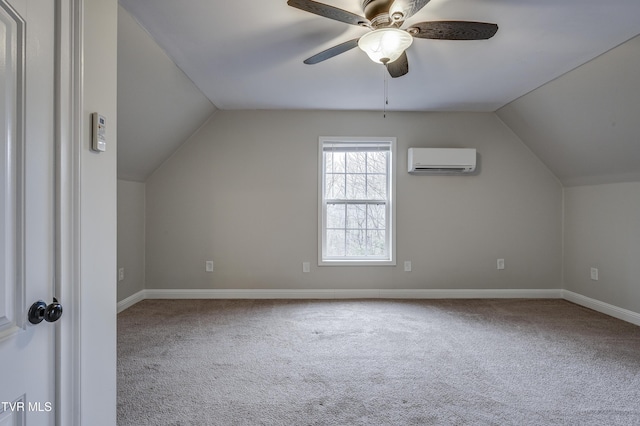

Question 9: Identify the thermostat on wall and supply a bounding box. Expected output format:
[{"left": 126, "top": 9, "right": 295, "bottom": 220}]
[{"left": 92, "top": 112, "right": 107, "bottom": 152}]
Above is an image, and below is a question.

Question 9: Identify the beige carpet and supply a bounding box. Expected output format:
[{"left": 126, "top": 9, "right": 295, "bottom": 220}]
[{"left": 117, "top": 299, "right": 640, "bottom": 425}]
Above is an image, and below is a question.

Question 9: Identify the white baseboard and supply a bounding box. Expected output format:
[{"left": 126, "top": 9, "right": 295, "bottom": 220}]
[
  {"left": 562, "top": 290, "right": 640, "bottom": 326},
  {"left": 144, "top": 288, "right": 563, "bottom": 300},
  {"left": 378, "top": 289, "right": 562, "bottom": 299},
  {"left": 116, "top": 288, "right": 640, "bottom": 326},
  {"left": 119, "top": 288, "right": 561, "bottom": 307},
  {"left": 117, "top": 290, "right": 146, "bottom": 313}
]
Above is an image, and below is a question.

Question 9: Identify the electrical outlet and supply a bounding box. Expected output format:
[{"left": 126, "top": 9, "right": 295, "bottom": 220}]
[
  {"left": 404, "top": 261, "right": 412, "bottom": 272},
  {"left": 302, "top": 262, "right": 310, "bottom": 273},
  {"left": 590, "top": 267, "right": 599, "bottom": 281},
  {"left": 118, "top": 268, "right": 125, "bottom": 282},
  {"left": 497, "top": 259, "right": 505, "bottom": 270},
  {"left": 206, "top": 261, "right": 214, "bottom": 272}
]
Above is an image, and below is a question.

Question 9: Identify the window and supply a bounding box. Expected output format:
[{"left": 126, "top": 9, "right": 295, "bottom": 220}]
[{"left": 318, "top": 137, "right": 396, "bottom": 265}]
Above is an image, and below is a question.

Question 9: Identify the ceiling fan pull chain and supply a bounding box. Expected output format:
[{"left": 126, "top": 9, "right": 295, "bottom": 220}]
[{"left": 383, "top": 65, "right": 389, "bottom": 118}]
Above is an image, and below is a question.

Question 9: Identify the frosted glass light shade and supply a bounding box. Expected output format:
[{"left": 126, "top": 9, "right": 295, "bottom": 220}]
[{"left": 357, "top": 28, "right": 413, "bottom": 64}]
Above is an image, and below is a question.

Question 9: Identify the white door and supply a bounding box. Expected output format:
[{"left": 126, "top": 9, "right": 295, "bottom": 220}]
[{"left": 1, "top": 0, "right": 59, "bottom": 424}]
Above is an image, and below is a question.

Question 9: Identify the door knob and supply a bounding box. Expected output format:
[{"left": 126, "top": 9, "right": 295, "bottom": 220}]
[
  {"left": 44, "top": 298, "right": 63, "bottom": 322},
  {"left": 28, "top": 298, "right": 63, "bottom": 324}
]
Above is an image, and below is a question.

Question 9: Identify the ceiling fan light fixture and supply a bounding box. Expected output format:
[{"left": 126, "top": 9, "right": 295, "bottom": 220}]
[{"left": 357, "top": 28, "right": 413, "bottom": 64}]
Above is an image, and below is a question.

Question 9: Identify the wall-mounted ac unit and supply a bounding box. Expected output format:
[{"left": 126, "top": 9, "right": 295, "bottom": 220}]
[{"left": 408, "top": 148, "right": 476, "bottom": 174}]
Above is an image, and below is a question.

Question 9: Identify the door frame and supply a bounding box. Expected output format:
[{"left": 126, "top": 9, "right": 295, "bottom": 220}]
[{"left": 55, "top": 0, "right": 83, "bottom": 424}]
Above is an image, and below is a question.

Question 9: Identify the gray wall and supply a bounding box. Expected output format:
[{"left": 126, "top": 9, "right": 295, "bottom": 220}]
[
  {"left": 145, "top": 110, "right": 563, "bottom": 291},
  {"left": 563, "top": 182, "right": 640, "bottom": 313},
  {"left": 117, "top": 180, "right": 146, "bottom": 300},
  {"left": 495, "top": 35, "right": 640, "bottom": 317}
]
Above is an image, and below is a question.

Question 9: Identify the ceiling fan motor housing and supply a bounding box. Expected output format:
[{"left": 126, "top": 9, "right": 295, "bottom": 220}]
[{"left": 362, "top": 0, "right": 400, "bottom": 28}]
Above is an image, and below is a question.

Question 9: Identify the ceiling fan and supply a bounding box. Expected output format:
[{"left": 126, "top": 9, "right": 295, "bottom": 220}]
[{"left": 288, "top": 0, "right": 498, "bottom": 78}]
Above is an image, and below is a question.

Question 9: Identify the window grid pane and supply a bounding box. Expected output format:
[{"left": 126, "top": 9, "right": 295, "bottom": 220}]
[
  {"left": 325, "top": 173, "right": 345, "bottom": 199},
  {"left": 326, "top": 229, "right": 346, "bottom": 257}
]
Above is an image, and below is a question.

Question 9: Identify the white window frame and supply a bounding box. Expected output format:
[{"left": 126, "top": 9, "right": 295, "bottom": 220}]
[{"left": 318, "top": 136, "right": 396, "bottom": 266}]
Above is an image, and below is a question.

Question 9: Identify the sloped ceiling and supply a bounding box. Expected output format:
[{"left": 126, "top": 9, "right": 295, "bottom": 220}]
[
  {"left": 117, "top": 6, "right": 217, "bottom": 182},
  {"left": 118, "top": 0, "right": 640, "bottom": 111},
  {"left": 497, "top": 35, "right": 640, "bottom": 187},
  {"left": 117, "top": 1, "right": 640, "bottom": 186}
]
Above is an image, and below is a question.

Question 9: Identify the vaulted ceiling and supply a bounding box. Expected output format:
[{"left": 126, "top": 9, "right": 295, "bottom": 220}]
[
  {"left": 117, "top": 6, "right": 216, "bottom": 181},
  {"left": 117, "top": 1, "right": 640, "bottom": 185},
  {"left": 497, "top": 34, "right": 640, "bottom": 186},
  {"left": 118, "top": 0, "right": 640, "bottom": 111}
]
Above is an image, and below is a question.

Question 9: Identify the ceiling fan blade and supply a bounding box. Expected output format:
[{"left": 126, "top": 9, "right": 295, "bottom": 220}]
[
  {"left": 303, "top": 38, "right": 360, "bottom": 64},
  {"left": 386, "top": 51, "right": 408, "bottom": 78},
  {"left": 409, "top": 21, "right": 498, "bottom": 40},
  {"left": 287, "top": 0, "right": 370, "bottom": 27},
  {"left": 391, "top": 0, "right": 431, "bottom": 20}
]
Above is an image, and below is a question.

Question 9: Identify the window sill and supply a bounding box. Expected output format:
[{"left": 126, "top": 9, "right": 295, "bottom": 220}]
[{"left": 319, "top": 259, "right": 396, "bottom": 267}]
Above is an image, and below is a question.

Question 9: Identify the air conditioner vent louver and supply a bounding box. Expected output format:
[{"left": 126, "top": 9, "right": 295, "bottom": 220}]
[
  {"left": 413, "top": 167, "right": 469, "bottom": 172},
  {"left": 408, "top": 148, "right": 476, "bottom": 174}
]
